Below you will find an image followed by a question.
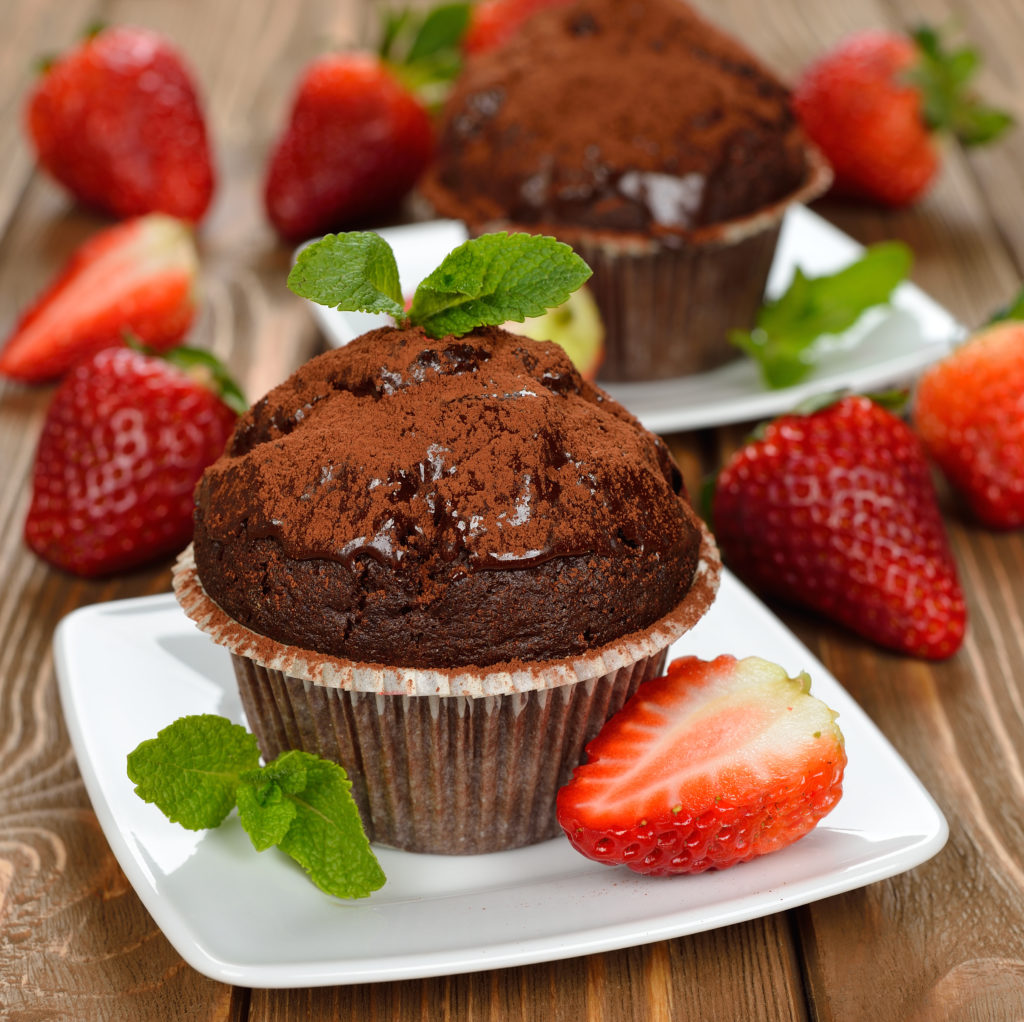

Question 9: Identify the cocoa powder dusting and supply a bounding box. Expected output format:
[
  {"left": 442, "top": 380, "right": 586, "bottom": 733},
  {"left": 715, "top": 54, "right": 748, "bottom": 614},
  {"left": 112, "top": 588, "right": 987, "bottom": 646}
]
[
  {"left": 421, "top": 0, "right": 810, "bottom": 236},
  {"left": 192, "top": 325, "right": 704, "bottom": 667}
]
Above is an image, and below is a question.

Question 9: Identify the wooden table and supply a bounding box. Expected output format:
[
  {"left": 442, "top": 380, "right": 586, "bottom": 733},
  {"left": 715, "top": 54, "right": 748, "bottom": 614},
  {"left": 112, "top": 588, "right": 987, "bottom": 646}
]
[{"left": 3, "top": 0, "right": 1024, "bottom": 1018}]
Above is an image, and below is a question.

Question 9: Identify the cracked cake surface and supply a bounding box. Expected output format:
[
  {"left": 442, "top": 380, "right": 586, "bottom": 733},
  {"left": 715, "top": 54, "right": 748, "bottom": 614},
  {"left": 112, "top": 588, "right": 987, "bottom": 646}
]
[{"left": 191, "top": 324, "right": 706, "bottom": 668}]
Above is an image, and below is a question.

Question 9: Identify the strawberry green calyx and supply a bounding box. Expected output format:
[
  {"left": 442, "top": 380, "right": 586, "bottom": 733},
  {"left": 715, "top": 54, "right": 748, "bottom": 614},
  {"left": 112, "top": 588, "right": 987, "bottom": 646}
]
[
  {"left": 987, "top": 285, "right": 1024, "bottom": 325},
  {"left": 124, "top": 336, "right": 247, "bottom": 415},
  {"left": 378, "top": 3, "right": 471, "bottom": 108},
  {"left": 729, "top": 241, "right": 912, "bottom": 389},
  {"left": 288, "top": 230, "right": 593, "bottom": 340},
  {"left": 907, "top": 26, "right": 1013, "bottom": 146},
  {"left": 158, "top": 346, "right": 247, "bottom": 414},
  {"left": 127, "top": 714, "right": 385, "bottom": 899}
]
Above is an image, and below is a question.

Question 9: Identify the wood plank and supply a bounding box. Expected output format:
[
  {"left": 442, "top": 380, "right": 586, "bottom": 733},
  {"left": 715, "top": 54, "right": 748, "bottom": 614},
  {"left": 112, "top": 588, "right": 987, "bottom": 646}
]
[
  {"left": 686, "top": 3, "right": 1024, "bottom": 1020},
  {"left": 0, "top": 1, "right": 331, "bottom": 1018},
  {"left": 248, "top": 915, "right": 807, "bottom": 1022}
]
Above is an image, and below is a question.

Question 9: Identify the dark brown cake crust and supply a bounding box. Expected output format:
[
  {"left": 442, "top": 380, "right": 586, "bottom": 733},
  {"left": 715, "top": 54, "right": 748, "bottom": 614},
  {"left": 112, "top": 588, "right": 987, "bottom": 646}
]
[
  {"left": 421, "top": 0, "right": 811, "bottom": 241},
  {"left": 192, "top": 325, "right": 704, "bottom": 668}
]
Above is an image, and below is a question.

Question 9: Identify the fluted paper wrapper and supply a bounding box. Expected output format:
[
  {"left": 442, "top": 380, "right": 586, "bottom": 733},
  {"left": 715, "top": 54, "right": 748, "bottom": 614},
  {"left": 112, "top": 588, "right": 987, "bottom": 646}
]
[
  {"left": 429, "top": 147, "right": 832, "bottom": 383},
  {"left": 173, "top": 526, "right": 720, "bottom": 854}
]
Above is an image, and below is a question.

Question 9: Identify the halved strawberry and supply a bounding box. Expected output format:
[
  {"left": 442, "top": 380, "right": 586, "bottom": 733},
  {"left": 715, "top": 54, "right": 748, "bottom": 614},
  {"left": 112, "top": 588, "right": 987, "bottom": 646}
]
[
  {"left": 556, "top": 655, "right": 846, "bottom": 875},
  {"left": 0, "top": 214, "right": 198, "bottom": 384}
]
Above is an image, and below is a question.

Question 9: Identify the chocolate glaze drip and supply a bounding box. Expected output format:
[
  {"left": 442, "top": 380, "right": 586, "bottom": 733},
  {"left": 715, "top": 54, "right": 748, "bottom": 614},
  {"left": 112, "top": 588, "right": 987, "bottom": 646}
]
[{"left": 193, "top": 325, "right": 704, "bottom": 667}]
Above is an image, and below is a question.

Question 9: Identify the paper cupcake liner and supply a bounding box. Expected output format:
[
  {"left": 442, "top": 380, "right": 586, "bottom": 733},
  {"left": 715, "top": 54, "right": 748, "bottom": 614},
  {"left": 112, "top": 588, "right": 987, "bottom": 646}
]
[
  {"left": 230, "top": 646, "right": 666, "bottom": 853},
  {"left": 172, "top": 523, "right": 721, "bottom": 853},
  {"left": 425, "top": 147, "right": 832, "bottom": 383},
  {"left": 575, "top": 224, "right": 782, "bottom": 381}
]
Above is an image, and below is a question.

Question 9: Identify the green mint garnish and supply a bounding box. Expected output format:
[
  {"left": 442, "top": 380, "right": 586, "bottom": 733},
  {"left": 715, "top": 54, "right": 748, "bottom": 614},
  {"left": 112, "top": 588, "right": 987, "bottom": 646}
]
[
  {"left": 127, "top": 714, "right": 385, "bottom": 899},
  {"left": 288, "top": 230, "right": 593, "bottom": 341},
  {"left": 729, "top": 241, "right": 913, "bottom": 389},
  {"left": 289, "top": 232, "right": 405, "bottom": 321},
  {"left": 408, "top": 232, "right": 592, "bottom": 337}
]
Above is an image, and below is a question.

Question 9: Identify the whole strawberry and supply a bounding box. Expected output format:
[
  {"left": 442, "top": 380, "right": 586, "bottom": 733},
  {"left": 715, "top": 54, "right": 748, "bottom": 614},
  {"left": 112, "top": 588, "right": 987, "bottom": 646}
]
[
  {"left": 264, "top": 53, "right": 433, "bottom": 240},
  {"left": 914, "top": 321, "right": 1024, "bottom": 529},
  {"left": 712, "top": 394, "right": 966, "bottom": 659},
  {"left": 557, "top": 655, "right": 846, "bottom": 875},
  {"left": 26, "top": 26, "right": 215, "bottom": 222},
  {"left": 25, "top": 346, "right": 241, "bottom": 576},
  {"left": 793, "top": 28, "right": 1011, "bottom": 206},
  {"left": 0, "top": 214, "right": 198, "bottom": 384}
]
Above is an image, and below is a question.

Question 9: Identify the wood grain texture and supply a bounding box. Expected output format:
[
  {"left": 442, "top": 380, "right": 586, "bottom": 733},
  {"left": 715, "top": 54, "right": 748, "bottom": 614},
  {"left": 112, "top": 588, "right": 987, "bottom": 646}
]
[{"left": 2, "top": 0, "right": 1024, "bottom": 1019}]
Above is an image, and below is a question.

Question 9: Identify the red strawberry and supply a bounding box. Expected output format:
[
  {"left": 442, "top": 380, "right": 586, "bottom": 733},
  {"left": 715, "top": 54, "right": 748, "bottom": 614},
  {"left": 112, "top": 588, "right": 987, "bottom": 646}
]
[
  {"left": 463, "top": 0, "right": 574, "bottom": 55},
  {"left": 0, "top": 215, "right": 198, "bottom": 384},
  {"left": 711, "top": 394, "right": 966, "bottom": 659},
  {"left": 26, "top": 26, "right": 215, "bottom": 222},
  {"left": 793, "top": 28, "right": 1011, "bottom": 206},
  {"left": 264, "top": 53, "right": 433, "bottom": 240},
  {"left": 25, "top": 346, "right": 240, "bottom": 577},
  {"left": 914, "top": 321, "right": 1024, "bottom": 529},
  {"left": 557, "top": 655, "right": 846, "bottom": 875}
]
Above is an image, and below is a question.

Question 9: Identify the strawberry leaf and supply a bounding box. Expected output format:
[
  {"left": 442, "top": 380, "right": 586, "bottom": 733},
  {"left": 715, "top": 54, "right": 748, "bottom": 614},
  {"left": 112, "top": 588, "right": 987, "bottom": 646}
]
[
  {"left": 379, "top": 3, "right": 470, "bottom": 107},
  {"left": 405, "top": 4, "right": 471, "bottom": 63},
  {"left": 908, "top": 24, "right": 1013, "bottom": 147},
  {"left": 288, "top": 232, "right": 404, "bottom": 321},
  {"left": 162, "top": 345, "right": 247, "bottom": 415},
  {"left": 408, "top": 232, "right": 592, "bottom": 339},
  {"left": 988, "top": 285, "right": 1024, "bottom": 324},
  {"left": 730, "top": 241, "right": 912, "bottom": 389}
]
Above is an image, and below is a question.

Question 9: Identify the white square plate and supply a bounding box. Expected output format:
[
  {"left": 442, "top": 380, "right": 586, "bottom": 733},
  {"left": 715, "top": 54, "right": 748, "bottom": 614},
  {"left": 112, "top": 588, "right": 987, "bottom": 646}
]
[
  {"left": 55, "top": 570, "right": 947, "bottom": 988},
  {"left": 306, "top": 206, "right": 962, "bottom": 433}
]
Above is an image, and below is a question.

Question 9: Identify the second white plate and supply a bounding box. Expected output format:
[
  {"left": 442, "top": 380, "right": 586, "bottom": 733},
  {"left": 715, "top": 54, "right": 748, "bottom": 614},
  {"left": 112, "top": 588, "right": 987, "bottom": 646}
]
[
  {"left": 55, "top": 570, "right": 947, "bottom": 988},
  {"left": 306, "top": 206, "right": 962, "bottom": 434}
]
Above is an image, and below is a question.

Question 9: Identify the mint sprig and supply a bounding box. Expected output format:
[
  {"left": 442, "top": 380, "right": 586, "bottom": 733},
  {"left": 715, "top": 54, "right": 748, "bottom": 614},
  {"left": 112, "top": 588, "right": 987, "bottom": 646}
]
[
  {"left": 288, "top": 230, "right": 593, "bottom": 340},
  {"left": 127, "top": 715, "right": 385, "bottom": 900},
  {"left": 729, "top": 241, "right": 913, "bottom": 389},
  {"left": 289, "top": 232, "right": 405, "bottom": 320}
]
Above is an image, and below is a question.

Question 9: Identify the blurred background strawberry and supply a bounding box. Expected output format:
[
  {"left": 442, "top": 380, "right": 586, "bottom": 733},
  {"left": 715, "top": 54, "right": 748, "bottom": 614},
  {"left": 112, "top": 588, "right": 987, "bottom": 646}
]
[
  {"left": 26, "top": 25, "right": 215, "bottom": 222},
  {"left": 793, "top": 26, "right": 1012, "bottom": 206}
]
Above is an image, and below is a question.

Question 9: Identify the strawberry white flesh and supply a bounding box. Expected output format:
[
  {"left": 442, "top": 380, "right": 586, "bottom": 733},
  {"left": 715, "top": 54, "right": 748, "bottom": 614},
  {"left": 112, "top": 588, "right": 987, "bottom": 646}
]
[
  {"left": 0, "top": 214, "right": 198, "bottom": 383},
  {"left": 556, "top": 655, "right": 846, "bottom": 875}
]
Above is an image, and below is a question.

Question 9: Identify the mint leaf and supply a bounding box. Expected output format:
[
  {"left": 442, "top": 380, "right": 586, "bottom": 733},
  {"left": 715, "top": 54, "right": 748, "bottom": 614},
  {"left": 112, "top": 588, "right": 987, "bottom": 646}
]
[
  {"left": 127, "top": 715, "right": 260, "bottom": 830},
  {"left": 730, "top": 241, "right": 912, "bottom": 389},
  {"left": 408, "top": 232, "right": 592, "bottom": 338},
  {"left": 274, "top": 752, "right": 386, "bottom": 899},
  {"left": 288, "top": 232, "right": 404, "bottom": 319},
  {"left": 236, "top": 764, "right": 302, "bottom": 851},
  {"left": 128, "top": 717, "right": 386, "bottom": 899}
]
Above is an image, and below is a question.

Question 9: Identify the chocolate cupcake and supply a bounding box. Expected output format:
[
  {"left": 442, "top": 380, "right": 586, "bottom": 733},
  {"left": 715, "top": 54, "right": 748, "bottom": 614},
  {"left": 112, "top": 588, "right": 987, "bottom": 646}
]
[
  {"left": 174, "top": 324, "right": 720, "bottom": 854},
  {"left": 419, "top": 0, "right": 831, "bottom": 382}
]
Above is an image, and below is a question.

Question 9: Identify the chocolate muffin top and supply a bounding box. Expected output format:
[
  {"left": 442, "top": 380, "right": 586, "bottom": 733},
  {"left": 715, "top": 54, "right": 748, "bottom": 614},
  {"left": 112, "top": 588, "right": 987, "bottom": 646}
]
[
  {"left": 192, "top": 325, "right": 705, "bottom": 668},
  {"left": 421, "top": 0, "right": 812, "bottom": 240}
]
